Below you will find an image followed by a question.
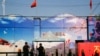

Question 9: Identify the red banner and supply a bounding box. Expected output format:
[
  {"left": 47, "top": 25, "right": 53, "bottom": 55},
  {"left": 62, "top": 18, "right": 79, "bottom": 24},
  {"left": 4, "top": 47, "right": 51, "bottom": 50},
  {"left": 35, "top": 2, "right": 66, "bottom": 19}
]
[{"left": 78, "top": 42, "right": 100, "bottom": 56}]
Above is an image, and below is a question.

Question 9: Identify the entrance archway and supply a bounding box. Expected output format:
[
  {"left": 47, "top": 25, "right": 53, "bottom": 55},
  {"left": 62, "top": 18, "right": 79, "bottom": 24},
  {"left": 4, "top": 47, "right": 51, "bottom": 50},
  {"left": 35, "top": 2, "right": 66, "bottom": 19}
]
[{"left": 33, "top": 38, "right": 65, "bottom": 56}]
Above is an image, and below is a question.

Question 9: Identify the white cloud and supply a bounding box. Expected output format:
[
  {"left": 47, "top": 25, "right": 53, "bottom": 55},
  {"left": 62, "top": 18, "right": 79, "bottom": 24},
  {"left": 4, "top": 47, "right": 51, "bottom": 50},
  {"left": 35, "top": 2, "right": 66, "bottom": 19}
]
[
  {"left": 66, "top": 18, "right": 78, "bottom": 23},
  {"left": 0, "top": 20, "right": 9, "bottom": 24},
  {"left": 8, "top": 15, "right": 25, "bottom": 23},
  {"left": 8, "top": 15, "right": 17, "bottom": 20},
  {"left": 41, "top": 18, "right": 48, "bottom": 20},
  {"left": 49, "top": 13, "right": 76, "bottom": 23},
  {"left": 49, "top": 19, "right": 56, "bottom": 23},
  {"left": 2, "top": 15, "right": 26, "bottom": 23},
  {"left": 55, "top": 13, "right": 74, "bottom": 20},
  {"left": 3, "top": 30, "right": 7, "bottom": 34}
]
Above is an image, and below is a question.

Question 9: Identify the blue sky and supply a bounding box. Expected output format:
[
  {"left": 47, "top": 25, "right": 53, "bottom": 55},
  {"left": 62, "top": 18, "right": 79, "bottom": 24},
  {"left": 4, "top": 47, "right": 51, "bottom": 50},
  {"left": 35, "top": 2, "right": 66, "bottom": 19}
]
[
  {"left": 0, "top": 0, "right": 99, "bottom": 43},
  {"left": 0, "top": 14, "right": 87, "bottom": 43},
  {"left": 0, "top": 0, "right": 100, "bottom": 16}
]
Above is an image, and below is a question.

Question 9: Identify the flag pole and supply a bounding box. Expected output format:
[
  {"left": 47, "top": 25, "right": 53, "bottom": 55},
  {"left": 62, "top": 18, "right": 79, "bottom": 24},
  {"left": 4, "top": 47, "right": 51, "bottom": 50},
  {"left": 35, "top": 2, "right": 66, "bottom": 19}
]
[
  {"left": 90, "top": 0, "right": 93, "bottom": 15},
  {"left": 2, "top": 0, "right": 6, "bottom": 15},
  {"left": 35, "top": 0, "right": 38, "bottom": 16},
  {"left": 31, "top": 0, "right": 38, "bottom": 16},
  {"left": 90, "top": 9, "right": 92, "bottom": 15},
  {"left": 31, "top": 0, "right": 41, "bottom": 38}
]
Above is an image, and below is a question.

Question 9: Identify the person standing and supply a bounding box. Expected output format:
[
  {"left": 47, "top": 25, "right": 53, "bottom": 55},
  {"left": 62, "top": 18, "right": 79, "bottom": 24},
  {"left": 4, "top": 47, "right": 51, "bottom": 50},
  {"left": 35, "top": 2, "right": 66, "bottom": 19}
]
[
  {"left": 81, "top": 49, "right": 85, "bottom": 56},
  {"left": 37, "top": 43, "right": 45, "bottom": 56},
  {"left": 17, "top": 49, "right": 22, "bottom": 56},
  {"left": 23, "top": 42, "right": 30, "bottom": 56},
  {"left": 30, "top": 48, "right": 34, "bottom": 56},
  {"left": 67, "top": 49, "right": 72, "bottom": 56},
  {"left": 94, "top": 50, "right": 99, "bottom": 56},
  {"left": 55, "top": 49, "right": 58, "bottom": 56}
]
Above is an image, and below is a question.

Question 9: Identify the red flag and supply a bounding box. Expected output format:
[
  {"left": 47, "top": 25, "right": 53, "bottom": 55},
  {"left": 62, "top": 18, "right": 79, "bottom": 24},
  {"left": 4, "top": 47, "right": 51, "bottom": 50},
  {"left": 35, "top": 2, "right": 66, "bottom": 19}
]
[
  {"left": 31, "top": 0, "right": 37, "bottom": 8},
  {"left": 90, "top": 0, "right": 92, "bottom": 9}
]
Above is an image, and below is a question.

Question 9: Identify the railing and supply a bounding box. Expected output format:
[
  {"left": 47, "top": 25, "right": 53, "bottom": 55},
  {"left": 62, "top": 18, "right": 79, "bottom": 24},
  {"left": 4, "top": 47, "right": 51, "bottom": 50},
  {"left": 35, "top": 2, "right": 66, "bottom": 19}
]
[
  {"left": 0, "top": 52, "right": 28, "bottom": 56},
  {"left": 0, "top": 52, "right": 38, "bottom": 56},
  {"left": 0, "top": 52, "right": 65, "bottom": 56}
]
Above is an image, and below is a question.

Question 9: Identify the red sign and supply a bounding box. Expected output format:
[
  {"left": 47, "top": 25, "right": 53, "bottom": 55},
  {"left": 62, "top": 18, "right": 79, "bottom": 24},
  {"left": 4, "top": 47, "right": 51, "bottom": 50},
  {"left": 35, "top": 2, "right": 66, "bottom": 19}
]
[{"left": 78, "top": 42, "right": 100, "bottom": 56}]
